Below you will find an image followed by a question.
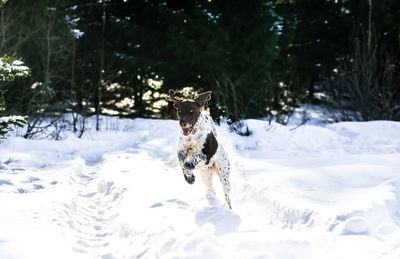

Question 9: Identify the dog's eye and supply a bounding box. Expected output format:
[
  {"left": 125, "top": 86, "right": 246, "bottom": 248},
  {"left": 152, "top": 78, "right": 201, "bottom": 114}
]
[{"left": 189, "top": 109, "right": 193, "bottom": 113}]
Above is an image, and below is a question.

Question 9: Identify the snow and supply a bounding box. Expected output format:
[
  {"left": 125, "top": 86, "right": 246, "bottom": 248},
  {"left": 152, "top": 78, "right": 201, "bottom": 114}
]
[
  {"left": 0, "top": 116, "right": 26, "bottom": 124},
  {"left": 1, "top": 115, "right": 400, "bottom": 259},
  {"left": 71, "top": 29, "right": 84, "bottom": 39},
  {"left": 0, "top": 58, "right": 29, "bottom": 80}
]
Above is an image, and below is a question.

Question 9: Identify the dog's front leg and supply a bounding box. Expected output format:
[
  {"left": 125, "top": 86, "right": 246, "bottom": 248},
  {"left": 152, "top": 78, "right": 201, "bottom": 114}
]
[
  {"left": 182, "top": 153, "right": 206, "bottom": 170},
  {"left": 178, "top": 151, "right": 196, "bottom": 184},
  {"left": 182, "top": 169, "right": 195, "bottom": 184},
  {"left": 178, "top": 152, "right": 206, "bottom": 184}
]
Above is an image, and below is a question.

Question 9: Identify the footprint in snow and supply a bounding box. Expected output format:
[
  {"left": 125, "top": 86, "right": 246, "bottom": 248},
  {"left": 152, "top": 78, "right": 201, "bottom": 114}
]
[
  {"left": 25, "top": 176, "right": 40, "bottom": 183},
  {"left": 150, "top": 202, "right": 163, "bottom": 208},
  {"left": 17, "top": 188, "right": 28, "bottom": 193},
  {"left": 167, "top": 199, "right": 189, "bottom": 206},
  {"left": 150, "top": 199, "right": 189, "bottom": 208},
  {"left": 0, "top": 179, "right": 13, "bottom": 185},
  {"left": 33, "top": 184, "right": 44, "bottom": 190}
]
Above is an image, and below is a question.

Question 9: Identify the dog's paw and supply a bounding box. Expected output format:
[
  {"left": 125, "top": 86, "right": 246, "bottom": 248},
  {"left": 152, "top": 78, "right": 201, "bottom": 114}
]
[
  {"left": 184, "top": 173, "right": 195, "bottom": 184},
  {"left": 183, "top": 161, "right": 196, "bottom": 170}
]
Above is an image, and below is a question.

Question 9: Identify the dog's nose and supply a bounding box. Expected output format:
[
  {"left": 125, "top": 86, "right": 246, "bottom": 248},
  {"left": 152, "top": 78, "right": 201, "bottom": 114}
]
[{"left": 180, "top": 122, "right": 188, "bottom": 128}]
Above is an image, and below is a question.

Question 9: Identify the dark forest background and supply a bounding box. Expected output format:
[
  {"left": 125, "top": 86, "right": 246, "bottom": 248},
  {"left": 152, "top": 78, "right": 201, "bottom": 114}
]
[{"left": 0, "top": 0, "right": 399, "bottom": 137}]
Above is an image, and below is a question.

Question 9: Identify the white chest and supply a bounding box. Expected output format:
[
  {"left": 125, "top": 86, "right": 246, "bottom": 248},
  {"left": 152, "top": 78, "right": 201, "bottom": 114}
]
[{"left": 178, "top": 132, "right": 206, "bottom": 158}]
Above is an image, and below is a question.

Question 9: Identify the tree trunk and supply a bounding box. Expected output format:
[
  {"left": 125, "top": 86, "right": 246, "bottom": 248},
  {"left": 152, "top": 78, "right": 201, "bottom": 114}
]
[
  {"left": 368, "top": 0, "right": 372, "bottom": 53},
  {"left": 308, "top": 79, "right": 314, "bottom": 102},
  {"left": 96, "top": 1, "right": 106, "bottom": 131}
]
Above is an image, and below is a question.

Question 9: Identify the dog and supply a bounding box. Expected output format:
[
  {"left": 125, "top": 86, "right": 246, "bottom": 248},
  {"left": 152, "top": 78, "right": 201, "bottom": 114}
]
[{"left": 167, "top": 89, "right": 232, "bottom": 209}]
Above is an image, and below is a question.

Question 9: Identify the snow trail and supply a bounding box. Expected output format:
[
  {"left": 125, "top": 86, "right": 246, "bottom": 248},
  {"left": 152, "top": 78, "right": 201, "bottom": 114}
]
[{"left": 58, "top": 162, "right": 125, "bottom": 256}]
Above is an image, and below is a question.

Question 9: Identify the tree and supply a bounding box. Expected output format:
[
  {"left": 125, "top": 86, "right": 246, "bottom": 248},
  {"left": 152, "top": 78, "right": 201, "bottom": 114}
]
[
  {"left": 2, "top": 0, "right": 75, "bottom": 115},
  {"left": 321, "top": 0, "right": 400, "bottom": 121},
  {"left": 0, "top": 0, "right": 29, "bottom": 140},
  {"left": 1, "top": 0, "right": 397, "bottom": 132},
  {"left": 0, "top": 55, "right": 29, "bottom": 140},
  {"left": 274, "top": 0, "right": 351, "bottom": 104}
]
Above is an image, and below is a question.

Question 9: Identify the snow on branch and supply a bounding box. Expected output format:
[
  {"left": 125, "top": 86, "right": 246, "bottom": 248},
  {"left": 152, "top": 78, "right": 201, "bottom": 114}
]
[{"left": 0, "top": 56, "right": 30, "bottom": 82}]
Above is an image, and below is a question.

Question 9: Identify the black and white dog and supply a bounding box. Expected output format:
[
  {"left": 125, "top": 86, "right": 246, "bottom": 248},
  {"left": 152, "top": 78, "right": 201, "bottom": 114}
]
[{"left": 167, "top": 90, "right": 232, "bottom": 209}]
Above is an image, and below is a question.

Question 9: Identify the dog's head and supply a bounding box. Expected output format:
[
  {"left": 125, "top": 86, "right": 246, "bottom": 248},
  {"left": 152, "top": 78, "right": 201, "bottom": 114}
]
[{"left": 167, "top": 89, "right": 212, "bottom": 136}]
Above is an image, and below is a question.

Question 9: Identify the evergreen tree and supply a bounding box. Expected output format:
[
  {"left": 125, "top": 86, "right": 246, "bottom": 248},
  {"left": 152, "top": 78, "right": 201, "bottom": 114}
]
[
  {"left": 0, "top": 1, "right": 29, "bottom": 140},
  {"left": 0, "top": 56, "right": 29, "bottom": 140},
  {"left": 275, "top": 0, "right": 351, "bottom": 103},
  {"left": 1, "top": 0, "right": 398, "bottom": 130},
  {"left": 2, "top": 0, "right": 75, "bottom": 116}
]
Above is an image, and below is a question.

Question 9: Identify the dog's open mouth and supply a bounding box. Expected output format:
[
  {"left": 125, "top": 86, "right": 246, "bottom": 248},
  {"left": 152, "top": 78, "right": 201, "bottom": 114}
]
[{"left": 181, "top": 125, "right": 194, "bottom": 136}]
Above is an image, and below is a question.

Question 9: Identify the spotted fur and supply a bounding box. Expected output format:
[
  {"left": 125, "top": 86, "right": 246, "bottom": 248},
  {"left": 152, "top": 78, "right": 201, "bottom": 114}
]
[{"left": 176, "top": 113, "right": 232, "bottom": 209}]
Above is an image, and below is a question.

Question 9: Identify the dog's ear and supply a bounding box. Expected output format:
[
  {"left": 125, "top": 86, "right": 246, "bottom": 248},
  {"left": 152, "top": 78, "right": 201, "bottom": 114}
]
[
  {"left": 166, "top": 89, "right": 177, "bottom": 102},
  {"left": 195, "top": 91, "right": 212, "bottom": 107},
  {"left": 167, "top": 89, "right": 181, "bottom": 109}
]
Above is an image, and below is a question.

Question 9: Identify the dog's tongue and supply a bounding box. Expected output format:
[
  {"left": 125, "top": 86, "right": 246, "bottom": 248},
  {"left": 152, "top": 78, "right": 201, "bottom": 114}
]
[{"left": 182, "top": 127, "right": 192, "bottom": 136}]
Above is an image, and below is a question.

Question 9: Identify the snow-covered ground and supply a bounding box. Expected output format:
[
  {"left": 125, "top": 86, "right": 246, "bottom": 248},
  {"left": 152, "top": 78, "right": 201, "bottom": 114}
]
[{"left": 1, "top": 114, "right": 400, "bottom": 259}]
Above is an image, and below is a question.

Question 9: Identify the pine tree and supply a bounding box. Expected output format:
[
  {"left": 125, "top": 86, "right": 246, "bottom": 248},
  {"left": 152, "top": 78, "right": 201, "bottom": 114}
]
[{"left": 0, "top": 56, "right": 29, "bottom": 140}]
